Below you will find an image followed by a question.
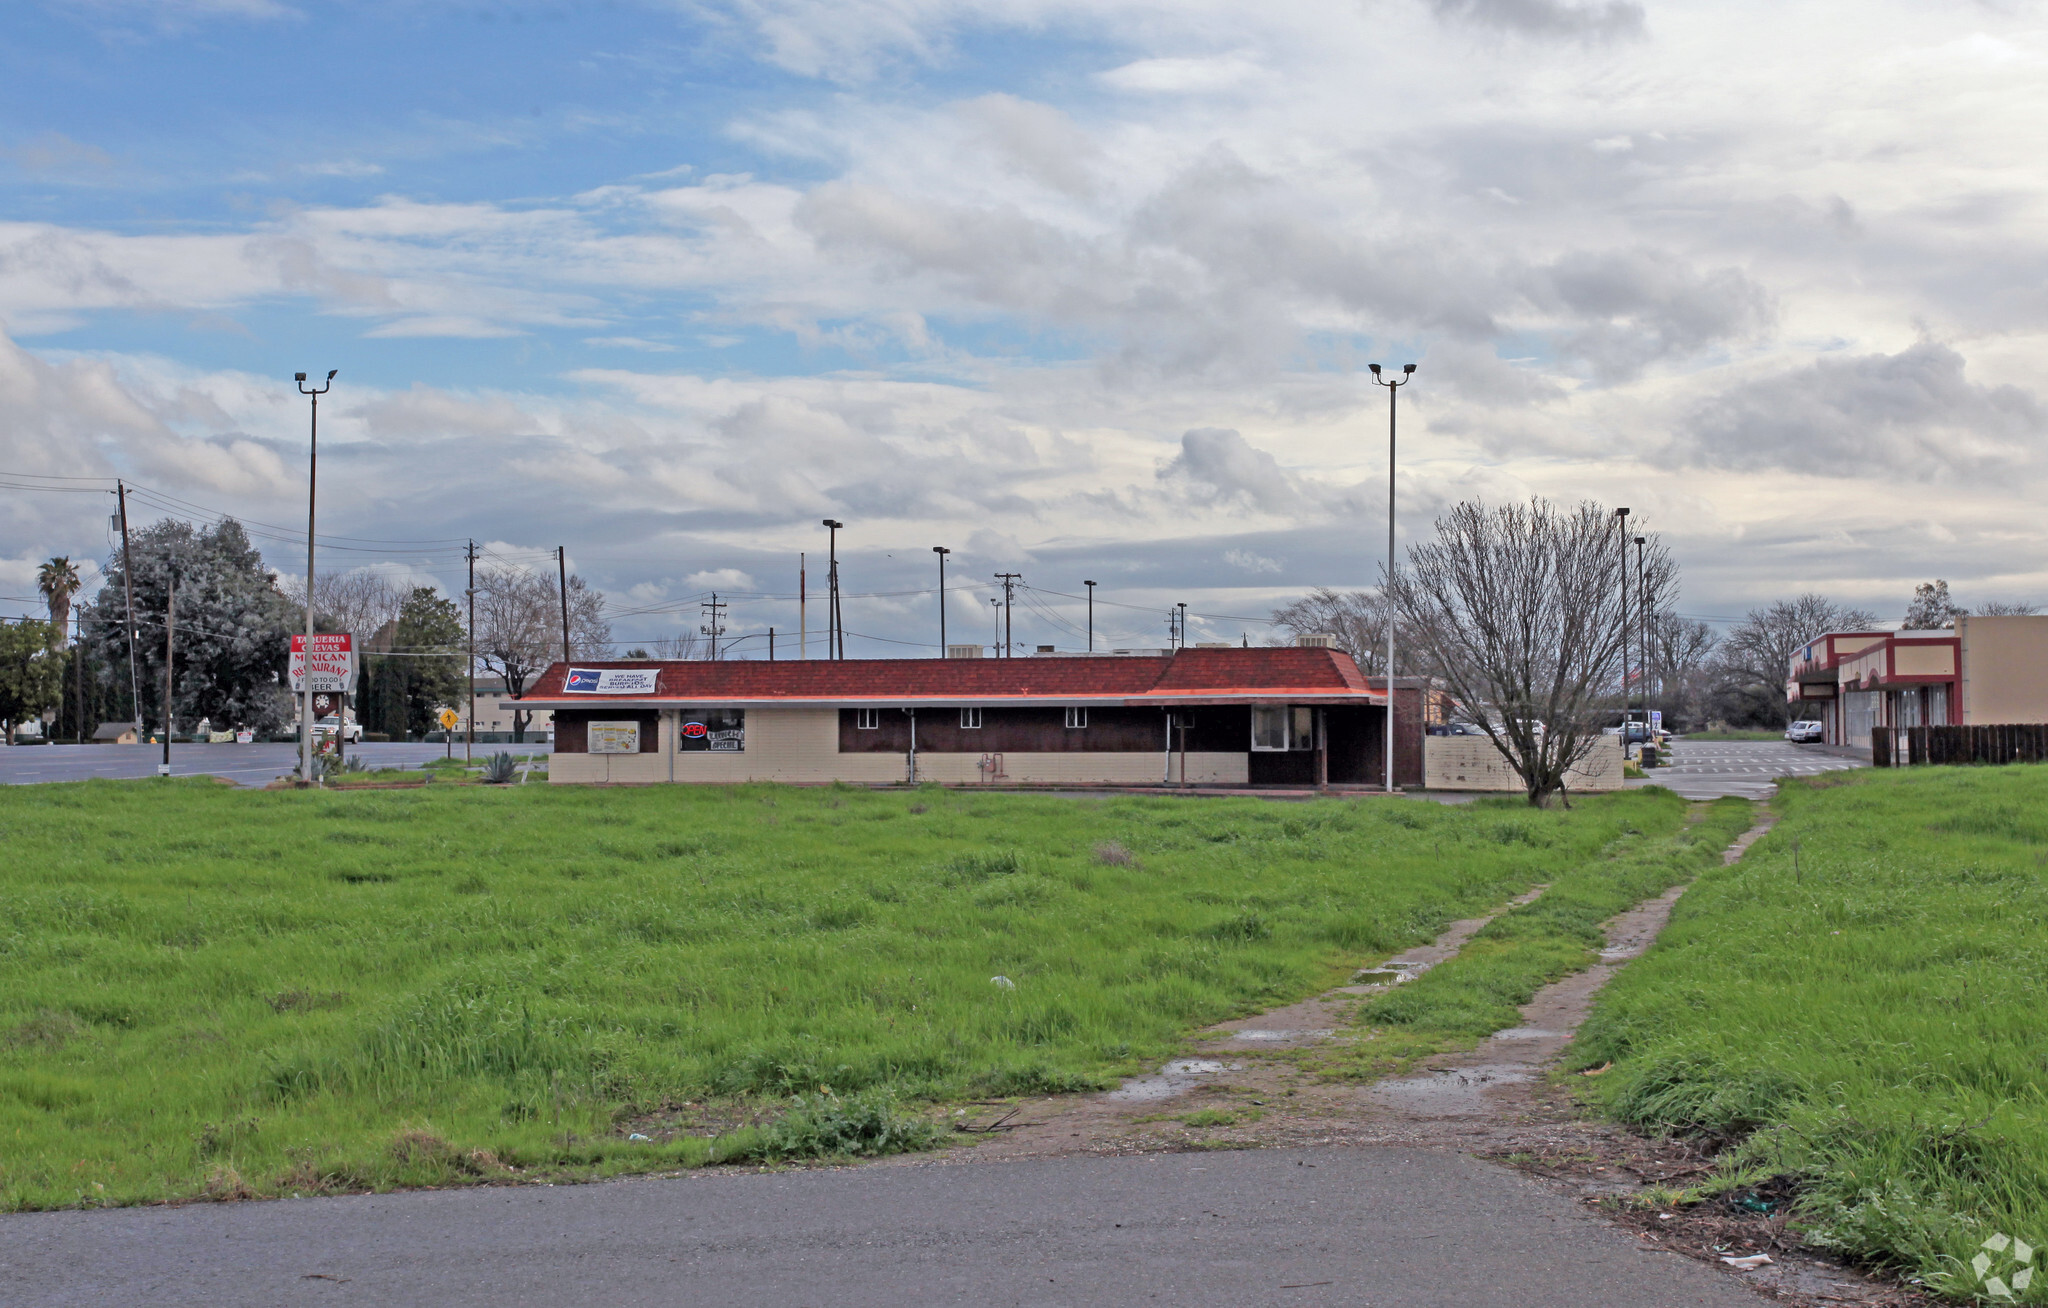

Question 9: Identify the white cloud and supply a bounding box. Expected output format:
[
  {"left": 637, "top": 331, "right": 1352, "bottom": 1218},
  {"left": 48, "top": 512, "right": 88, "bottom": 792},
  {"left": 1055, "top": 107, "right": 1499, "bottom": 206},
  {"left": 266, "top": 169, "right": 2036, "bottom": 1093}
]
[{"left": 1097, "top": 55, "right": 1262, "bottom": 93}]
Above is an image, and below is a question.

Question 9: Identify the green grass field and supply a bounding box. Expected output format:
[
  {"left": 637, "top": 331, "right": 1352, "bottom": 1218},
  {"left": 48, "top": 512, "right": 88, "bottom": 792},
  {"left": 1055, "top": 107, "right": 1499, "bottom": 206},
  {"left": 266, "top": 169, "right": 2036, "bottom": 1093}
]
[
  {"left": 1573, "top": 766, "right": 2048, "bottom": 1299},
  {"left": 0, "top": 779, "right": 1688, "bottom": 1210}
]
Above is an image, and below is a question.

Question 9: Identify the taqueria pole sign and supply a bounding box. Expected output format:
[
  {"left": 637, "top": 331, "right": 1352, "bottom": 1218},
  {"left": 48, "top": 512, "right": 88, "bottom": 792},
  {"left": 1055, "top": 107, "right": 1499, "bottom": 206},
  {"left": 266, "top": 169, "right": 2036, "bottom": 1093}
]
[{"left": 289, "top": 633, "right": 357, "bottom": 693}]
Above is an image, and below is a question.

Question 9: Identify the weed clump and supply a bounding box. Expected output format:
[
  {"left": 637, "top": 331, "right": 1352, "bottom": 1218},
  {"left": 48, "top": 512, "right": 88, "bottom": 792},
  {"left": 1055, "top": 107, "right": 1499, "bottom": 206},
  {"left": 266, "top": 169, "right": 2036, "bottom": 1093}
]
[
  {"left": 1093, "top": 841, "right": 1136, "bottom": 866},
  {"left": 721, "top": 1088, "right": 937, "bottom": 1162}
]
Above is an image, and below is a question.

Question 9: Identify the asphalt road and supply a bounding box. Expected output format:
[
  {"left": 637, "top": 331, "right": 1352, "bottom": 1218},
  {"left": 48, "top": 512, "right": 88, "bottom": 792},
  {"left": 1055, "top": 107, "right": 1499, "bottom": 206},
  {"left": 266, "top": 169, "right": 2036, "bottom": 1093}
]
[
  {"left": 1637, "top": 738, "right": 1865, "bottom": 800},
  {"left": 0, "top": 742, "right": 549, "bottom": 787},
  {"left": 0, "top": 1147, "right": 1765, "bottom": 1308}
]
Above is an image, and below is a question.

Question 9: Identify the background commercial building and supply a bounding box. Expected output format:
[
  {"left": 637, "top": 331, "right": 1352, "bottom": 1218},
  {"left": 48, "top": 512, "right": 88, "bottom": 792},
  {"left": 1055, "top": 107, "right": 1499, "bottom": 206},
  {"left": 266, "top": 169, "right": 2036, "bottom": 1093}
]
[
  {"left": 512, "top": 646, "right": 1422, "bottom": 788},
  {"left": 1787, "top": 616, "right": 2048, "bottom": 747}
]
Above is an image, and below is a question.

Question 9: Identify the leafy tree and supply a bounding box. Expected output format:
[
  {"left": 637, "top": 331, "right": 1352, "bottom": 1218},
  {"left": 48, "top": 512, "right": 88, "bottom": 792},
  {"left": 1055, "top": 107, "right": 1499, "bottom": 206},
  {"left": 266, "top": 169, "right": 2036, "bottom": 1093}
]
[
  {"left": 78, "top": 518, "right": 298, "bottom": 734},
  {"left": 1709, "top": 594, "right": 1879, "bottom": 729},
  {"left": 0, "top": 619, "right": 64, "bottom": 744},
  {"left": 1902, "top": 579, "right": 1964, "bottom": 630},
  {"left": 359, "top": 588, "right": 465, "bottom": 740},
  {"left": 1388, "top": 499, "right": 1666, "bottom": 806}
]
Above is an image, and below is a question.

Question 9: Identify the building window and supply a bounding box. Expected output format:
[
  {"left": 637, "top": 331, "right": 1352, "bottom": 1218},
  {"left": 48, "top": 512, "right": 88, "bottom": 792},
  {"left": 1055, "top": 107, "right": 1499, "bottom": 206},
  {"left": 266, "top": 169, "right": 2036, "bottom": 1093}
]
[
  {"left": 960, "top": 707, "right": 982, "bottom": 729},
  {"left": 1250, "top": 706, "right": 1316, "bottom": 752},
  {"left": 679, "top": 709, "right": 745, "bottom": 752},
  {"left": 855, "top": 708, "right": 880, "bottom": 730},
  {"left": 1065, "top": 706, "right": 1087, "bottom": 729},
  {"left": 1250, "top": 706, "right": 1288, "bottom": 752}
]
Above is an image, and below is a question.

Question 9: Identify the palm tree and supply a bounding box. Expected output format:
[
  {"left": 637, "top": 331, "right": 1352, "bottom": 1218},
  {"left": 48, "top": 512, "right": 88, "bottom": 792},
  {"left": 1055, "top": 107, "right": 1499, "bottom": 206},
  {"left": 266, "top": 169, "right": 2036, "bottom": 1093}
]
[{"left": 37, "top": 557, "right": 80, "bottom": 652}]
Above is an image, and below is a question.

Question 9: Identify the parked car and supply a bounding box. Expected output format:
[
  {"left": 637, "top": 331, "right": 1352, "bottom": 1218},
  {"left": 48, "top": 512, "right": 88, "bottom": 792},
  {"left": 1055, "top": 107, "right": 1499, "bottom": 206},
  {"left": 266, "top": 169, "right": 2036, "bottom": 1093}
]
[
  {"left": 1786, "top": 720, "right": 1825, "bottom": 744},
  {"left": 311, "top": 715, "right": 363, "bottom": 744},
  {"left": 1428, "top": 720, "right": 1487, "bottom": 736}
]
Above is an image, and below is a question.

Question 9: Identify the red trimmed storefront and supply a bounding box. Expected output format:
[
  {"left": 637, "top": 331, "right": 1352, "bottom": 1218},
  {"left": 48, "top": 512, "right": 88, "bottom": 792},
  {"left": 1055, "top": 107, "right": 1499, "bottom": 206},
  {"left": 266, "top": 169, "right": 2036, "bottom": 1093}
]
[{"left": 509, "top": 647, "right": 1423, "bottom": 788}]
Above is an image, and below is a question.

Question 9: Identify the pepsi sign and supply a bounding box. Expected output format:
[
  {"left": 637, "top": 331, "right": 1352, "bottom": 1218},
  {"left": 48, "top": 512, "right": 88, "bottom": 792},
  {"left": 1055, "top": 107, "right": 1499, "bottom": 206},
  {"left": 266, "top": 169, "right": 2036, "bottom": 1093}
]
[{"left": 562, "top": 668, "right": 660, "bottom": 694}]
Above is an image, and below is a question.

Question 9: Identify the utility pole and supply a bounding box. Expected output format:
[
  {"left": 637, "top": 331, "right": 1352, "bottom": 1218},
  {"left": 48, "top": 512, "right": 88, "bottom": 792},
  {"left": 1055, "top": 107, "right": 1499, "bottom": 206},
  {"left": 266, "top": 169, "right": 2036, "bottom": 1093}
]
[
  {"left": 74, "top": 606, "right": 84, "bottom": 744},
  {"left": 822, "top": 520, "right": 844, "bottom": 660},
  {"left": 933, "top": 546, "right": 950, "bottom": 654},
  {"left": 557, "top": 546, "right": 571, "bottom": 663},
  {"left": 1368, "top": 361, "right": 1417, "bottom": 795},
  {"left": 990, "top": 597, "right": 1001, "bottom": 656},
  {"left": 799, "top": 553, "right": 806, "bottom": 660},
  {"left": 700, "top": 593, "right": 727, "bottom": 660},
  {"left": 1177, "top": 602, "right": 1189, "bottom": 650},
  {"left": 768, "top": 627, "right": 775, "bottom": 662},
  {"left": 465, "top": 539, "right": 477, "bottom": 764},
  {"left": 995, "top": 573, "right": 1021, "bottom": 657},
  {"left": 1084, "top": 580, "right": 1095, "bottom": 652},
  {"left": 116, "top": 481, "right": 141, "bottom": 736},
  {"left": 160, "top": 563, "right": 174, "bottom": 777}
]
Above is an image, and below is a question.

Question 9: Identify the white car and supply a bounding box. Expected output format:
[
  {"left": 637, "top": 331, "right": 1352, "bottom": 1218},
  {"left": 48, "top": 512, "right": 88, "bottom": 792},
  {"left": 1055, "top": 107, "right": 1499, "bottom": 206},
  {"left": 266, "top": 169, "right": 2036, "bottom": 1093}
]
[
  {"left": 312, "top": 716, "right": 363, "bottom": 744},
  {"left": 1785, "top": 720, "right": 1824, "bottom": 744}
]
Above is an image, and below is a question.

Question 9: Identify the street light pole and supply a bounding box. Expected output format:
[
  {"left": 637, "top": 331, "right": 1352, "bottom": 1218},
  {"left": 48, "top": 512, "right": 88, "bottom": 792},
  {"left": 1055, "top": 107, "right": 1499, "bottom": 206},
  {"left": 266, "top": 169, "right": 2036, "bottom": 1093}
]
[
  {"left": 1615, "top": 507, "right": 1631, "bottom": 740},
  {"left": 557, "top": 545, "right": 571, "bottom": 663},
  {"left": 1634, "top": 534, "right": 1648, "bottom": 723},
  {"left": 295, "top": 369, "right": 335, "bottom": 786},
  {"left": 1084, "top": 580, "right": 1096, "bottom": 652},
  {"left": 933, "top": 546, "right": 950, "bottom": 653},
  {"left": 822, "top": 520, "right": 844, "bottom": 660},
  {"left": 1369, "top": 362, "right": 1417, "bottom": 794}
]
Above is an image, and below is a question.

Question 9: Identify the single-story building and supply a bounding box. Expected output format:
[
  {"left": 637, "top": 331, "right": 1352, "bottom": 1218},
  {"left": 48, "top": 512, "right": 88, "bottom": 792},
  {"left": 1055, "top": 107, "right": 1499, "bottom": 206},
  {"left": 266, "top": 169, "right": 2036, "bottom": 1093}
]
[
  {"left": 91, "top": 722, "right": 140, "bottom": 744},
  {"left": 510, "top": 645, "right": 1423, "bottom": 787},
  {"left": 1788, "top": 615, "right": 2048, "bottom": 747}
]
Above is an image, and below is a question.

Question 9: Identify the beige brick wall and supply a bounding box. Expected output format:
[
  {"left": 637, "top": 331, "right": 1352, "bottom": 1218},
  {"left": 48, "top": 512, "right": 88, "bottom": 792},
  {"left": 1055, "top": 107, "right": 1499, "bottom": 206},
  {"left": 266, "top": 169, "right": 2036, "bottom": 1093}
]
[
  {"left": 1423, "top": 735, "right": 1624, "bottom": 792},
  {"left": 550, "top": 706, "right": 1250, "bottom": 786},
  {"left": 1959, "top": 616, "right": 2048, "bottom": 723}
]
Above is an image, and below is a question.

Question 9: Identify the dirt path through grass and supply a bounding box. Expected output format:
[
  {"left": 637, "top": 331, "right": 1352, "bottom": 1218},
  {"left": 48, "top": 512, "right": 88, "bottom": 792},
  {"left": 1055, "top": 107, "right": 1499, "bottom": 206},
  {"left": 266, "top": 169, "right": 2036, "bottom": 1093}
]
[{"left": 930, "top": 804, "right": 1918, "bottom": 1307}]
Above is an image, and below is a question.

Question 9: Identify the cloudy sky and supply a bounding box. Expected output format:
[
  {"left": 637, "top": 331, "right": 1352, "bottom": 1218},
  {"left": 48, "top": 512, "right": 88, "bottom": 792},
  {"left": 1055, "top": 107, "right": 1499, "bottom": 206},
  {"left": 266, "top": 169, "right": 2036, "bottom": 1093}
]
[{"left": 2, "top": 0, "right": 2043, "bottom": 653}]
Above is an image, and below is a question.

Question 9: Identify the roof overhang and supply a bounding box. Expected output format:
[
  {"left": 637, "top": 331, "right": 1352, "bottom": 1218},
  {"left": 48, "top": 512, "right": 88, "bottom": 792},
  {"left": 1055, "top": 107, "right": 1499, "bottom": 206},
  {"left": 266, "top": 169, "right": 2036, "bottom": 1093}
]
[{"left": 511, "top": 690, "right": 1385, "bottom": 711}]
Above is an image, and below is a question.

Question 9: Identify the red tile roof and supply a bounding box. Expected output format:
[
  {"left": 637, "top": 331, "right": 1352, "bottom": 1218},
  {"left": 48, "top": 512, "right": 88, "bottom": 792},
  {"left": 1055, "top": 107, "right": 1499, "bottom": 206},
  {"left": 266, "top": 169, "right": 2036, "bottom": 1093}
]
[{"left": 511, "top": 647, "right": 1383, "bottom": 707}]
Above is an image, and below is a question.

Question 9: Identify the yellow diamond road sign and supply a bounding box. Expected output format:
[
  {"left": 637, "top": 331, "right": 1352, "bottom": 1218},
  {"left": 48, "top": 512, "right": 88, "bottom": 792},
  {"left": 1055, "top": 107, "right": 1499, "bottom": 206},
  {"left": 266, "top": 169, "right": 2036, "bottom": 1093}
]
[{"left": 438, "top": 708, "right": 459, "bottom": 730}]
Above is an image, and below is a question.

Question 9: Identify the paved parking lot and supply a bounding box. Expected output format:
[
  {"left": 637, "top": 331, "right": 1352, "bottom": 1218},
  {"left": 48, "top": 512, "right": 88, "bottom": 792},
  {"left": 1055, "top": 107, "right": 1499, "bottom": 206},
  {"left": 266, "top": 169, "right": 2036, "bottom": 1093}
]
[
  {"left": 0, "top": 742, "right": 551, "bottom": 787},
  {"left": 1638, "top": 737, "right": 1865, "bottom": 800}
]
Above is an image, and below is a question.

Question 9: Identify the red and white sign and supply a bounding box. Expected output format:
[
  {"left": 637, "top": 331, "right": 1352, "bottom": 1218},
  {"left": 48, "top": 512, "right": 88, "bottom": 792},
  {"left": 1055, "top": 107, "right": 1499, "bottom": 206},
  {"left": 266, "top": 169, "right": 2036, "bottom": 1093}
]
[{"left": 289, "top": 633, "right": 357, "bottom": 693}]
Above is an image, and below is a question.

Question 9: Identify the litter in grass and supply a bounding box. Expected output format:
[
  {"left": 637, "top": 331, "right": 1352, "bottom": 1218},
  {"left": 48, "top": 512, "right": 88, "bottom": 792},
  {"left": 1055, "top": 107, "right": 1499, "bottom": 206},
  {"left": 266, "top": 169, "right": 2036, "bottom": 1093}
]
[
  {"left": 990, "top": 975, "right": 1015, "bottom": 990},
  {"left": 628, "top": 1133, "right": 650, "bottom": 1142},
  {"left": 1720, "top": 1254, "right": 1772, "bottom": 1270}
]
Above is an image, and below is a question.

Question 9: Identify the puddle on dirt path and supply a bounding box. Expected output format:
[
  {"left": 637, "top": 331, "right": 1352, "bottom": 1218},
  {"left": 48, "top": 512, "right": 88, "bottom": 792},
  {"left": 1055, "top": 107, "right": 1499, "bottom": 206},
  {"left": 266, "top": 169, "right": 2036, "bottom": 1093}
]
[
  {"left": 1107, "top": 1059, "right": 1242, "bottom": 1101},
  {"left": 1366, "top": 1064, "right": 1535, "bottom": 1116}
]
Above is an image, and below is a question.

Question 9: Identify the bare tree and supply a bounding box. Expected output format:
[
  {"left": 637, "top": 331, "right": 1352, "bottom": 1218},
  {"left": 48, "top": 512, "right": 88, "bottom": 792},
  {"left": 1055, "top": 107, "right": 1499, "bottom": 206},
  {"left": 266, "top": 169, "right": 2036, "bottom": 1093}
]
[
  {"left": 1646, "top": 613, "right": 1718, "bottom": 729},
  {"left": 621, "top": 631, "right": 701, "bottom": 661},
  {"left": 1710, "top": 594, "right": 1879, "bottom": 728},
  {"left": 282, "top": 569, "right": 405, "bottom": 645},
  {"left": 1269, "top": 586, "right": 1406, "bottom": 675},
  {"left": 475, "top": 567, "right": 611, "bottom": 741},
  {"left": 1976, "top": 601, "right": 2042, "bottom": 617},
  {"left": 1388, "top": 499, "right": 1666, "bottom": 806}
]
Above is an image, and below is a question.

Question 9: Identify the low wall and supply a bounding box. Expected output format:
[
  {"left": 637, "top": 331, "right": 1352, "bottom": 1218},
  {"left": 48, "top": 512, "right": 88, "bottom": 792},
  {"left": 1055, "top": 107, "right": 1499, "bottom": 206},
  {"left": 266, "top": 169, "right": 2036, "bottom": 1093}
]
[
  {"left": 1423, "top": 735, "right": 1624, "bottom": 793},
  {"left": 550, "top": 706, "right": 1249, "bottom": 785}
]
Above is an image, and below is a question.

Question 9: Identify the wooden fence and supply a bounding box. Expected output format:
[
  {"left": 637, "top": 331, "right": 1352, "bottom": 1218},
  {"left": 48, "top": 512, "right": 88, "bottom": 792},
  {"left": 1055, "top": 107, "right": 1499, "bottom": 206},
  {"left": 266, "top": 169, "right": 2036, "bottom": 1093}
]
[{"left": 1873, "top": 724, "right": 2048, "bottom": 768}]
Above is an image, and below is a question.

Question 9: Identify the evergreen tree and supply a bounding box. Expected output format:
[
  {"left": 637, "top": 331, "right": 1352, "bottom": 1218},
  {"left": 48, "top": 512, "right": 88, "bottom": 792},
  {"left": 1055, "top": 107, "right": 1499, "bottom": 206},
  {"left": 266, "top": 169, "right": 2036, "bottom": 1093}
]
[
  {"left": 78, "top": 519, "right": 298, "bottom": 734},
  {"left": 359, "top": 588, "right": 464, "bottom": 740}
]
